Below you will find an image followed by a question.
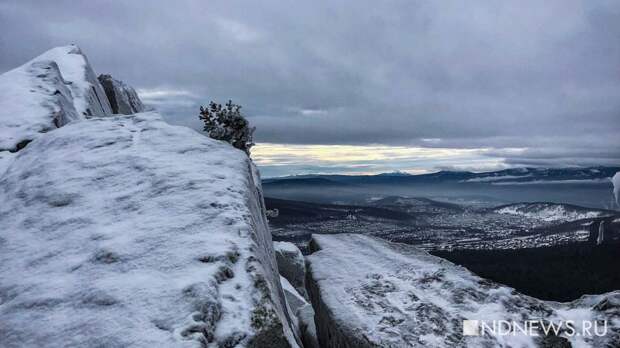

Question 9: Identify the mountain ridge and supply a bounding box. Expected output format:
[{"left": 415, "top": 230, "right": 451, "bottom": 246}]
[{"left": 265, "top": 166, "right": 620, "bottom": 184}]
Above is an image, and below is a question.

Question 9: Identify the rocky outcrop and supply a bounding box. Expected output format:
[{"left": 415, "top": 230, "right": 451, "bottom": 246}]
[
  {"left": 0, "top": 47, "right": 300, "bottom": 347},
  {"left": 98, "top": 74, "right": 145, "bottom": 114},
  {"left": 274, "top": 241, "right": 309, "bottom": 300},
  {"left": 306, "top": 233, "right": 620, "bottom": 348},
  {"left": 34, "top": 45, "right": 112, "bottom": 117},
  {"left": 0, "top": 45, "right": 112, "bottom": 153}
]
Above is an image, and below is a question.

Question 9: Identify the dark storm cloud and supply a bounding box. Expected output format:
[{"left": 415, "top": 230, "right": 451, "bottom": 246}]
[{"left": 1, "top": 0, "right": 619, "bottom": 170}]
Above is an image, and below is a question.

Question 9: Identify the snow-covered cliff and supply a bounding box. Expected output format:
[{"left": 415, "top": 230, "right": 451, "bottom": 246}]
[
  {"left": 306, "top": 234, "right": 620, "bottom": 347},
  {"left": 0, "top": 47, "right": 299, "bottom": 347}
]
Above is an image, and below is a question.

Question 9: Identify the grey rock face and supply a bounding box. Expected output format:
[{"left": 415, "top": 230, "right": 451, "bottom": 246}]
[
  {"left": 98, "top": 74, "right": 145, "bottom": 114},
  {"left": 274, "top": 241, "right": 309, "bottom": 300}
]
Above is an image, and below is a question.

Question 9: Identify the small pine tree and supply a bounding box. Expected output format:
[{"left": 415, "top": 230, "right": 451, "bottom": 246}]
[{"left": 199, "top": 100, "right": 255, "bottom": 154}]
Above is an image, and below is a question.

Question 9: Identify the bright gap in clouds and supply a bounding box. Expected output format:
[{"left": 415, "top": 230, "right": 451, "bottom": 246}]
[
  {"left": 136, "top": 88, "right": 199, "bottom": 106},
  {"left": 252, "top": 143, "right": 513, "bottom": 178}
]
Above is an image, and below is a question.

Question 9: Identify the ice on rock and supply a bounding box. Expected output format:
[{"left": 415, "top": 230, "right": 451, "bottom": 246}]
[
  {"left": 305, "top": 233, "right": 620, "bottom": 348},
  {"left": 0, "top": 111, "right": 300, "bottom": 347},
  {"left": 98, "top": 74, "right": 146, "bottom": 114}
]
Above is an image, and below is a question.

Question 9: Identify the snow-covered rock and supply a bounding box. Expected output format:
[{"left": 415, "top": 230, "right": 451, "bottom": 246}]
[
  {"left": 42, "top": 45, "right": 113, "bottom": 117},
  {"left": 281, "top": 277, "right": 319, "bottom": 348},
  {"left": 0, "top": 45, "right": 111, "bottom": 153},
  {"left": 274, "top": 241, "right": 309, "bottom": 300},
  {"left": 306, "top": 233, "right": 619, "bottom": 347},
  {"left": 494, "top": 202, "right": 611, "bottom": 222},
  {"left": 98, "top": 74, "right": 145, "bottom": 114},
  {"left": 0, "top": 111, "right": 299, "bottom": 347},
  {"left": 596, "top": 221, "right": 606, "bottom": 245},
  {"left": 612, "top": 171, "right": 620, "bottom": 209}
]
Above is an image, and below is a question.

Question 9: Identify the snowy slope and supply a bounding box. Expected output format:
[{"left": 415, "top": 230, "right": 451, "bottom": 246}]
[
  {"left": 0, "top": 112, "right": 298, "bottom": 347},
  {"left": 306, "top": 234, "right": 619, "bottom": 347},
  {"left": 494, "top": 202, "right": 611, "bottom": 222},
  {"left": 0, "top": 45, "right": 111, "bottom": 152}
]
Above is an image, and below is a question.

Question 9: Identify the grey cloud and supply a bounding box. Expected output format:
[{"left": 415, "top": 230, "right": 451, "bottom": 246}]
[{"left": 1, "top": 0, "right": 618, "bottom": 171}]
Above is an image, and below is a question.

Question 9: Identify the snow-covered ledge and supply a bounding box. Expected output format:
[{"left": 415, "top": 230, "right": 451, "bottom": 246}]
[{"left": 306, "top": 233, "right": 620, "bottom": 348}]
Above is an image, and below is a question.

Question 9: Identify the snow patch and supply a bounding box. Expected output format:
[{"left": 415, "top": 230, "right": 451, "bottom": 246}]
[{"left": 495, "top": 203, "right": 607, "bottom": 222}]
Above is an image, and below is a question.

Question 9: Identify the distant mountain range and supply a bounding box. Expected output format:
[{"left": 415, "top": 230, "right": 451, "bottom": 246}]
[{"left": 263, "top": 166, "right": 620, "bottom": 187}]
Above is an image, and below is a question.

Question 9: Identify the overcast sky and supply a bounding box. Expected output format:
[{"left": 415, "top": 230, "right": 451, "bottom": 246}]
[{"left": 1, "top": 0, "right": 618, "bottom": 177}]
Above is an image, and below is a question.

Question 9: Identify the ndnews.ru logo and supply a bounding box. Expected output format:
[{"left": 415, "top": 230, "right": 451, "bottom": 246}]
[{"left": 462, "top": 319, "right": 607, "bottom": 337}]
